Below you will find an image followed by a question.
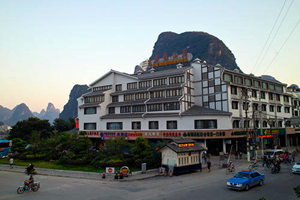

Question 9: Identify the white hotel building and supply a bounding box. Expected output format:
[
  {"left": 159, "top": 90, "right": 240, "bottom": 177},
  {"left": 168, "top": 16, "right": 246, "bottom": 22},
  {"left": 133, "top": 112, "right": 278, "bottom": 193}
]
[{"left": 77, "top": 59, "right": 299, "bottom": 155}]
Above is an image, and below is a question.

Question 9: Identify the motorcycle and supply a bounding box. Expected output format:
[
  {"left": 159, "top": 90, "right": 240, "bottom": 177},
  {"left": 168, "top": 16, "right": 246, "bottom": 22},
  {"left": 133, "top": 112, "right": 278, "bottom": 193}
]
[{"left": 17, "top": 181, "right": 40, "bottom": 194}]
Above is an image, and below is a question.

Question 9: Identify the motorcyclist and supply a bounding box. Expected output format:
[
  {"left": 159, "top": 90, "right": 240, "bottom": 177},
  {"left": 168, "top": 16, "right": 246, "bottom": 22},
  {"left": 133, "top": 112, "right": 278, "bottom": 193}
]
[
  {"left": 26, "top": 163, "right": 34, "bottom": 175},
  {"left": 24, "top": 175, "right": 34, "bottom": 189}
]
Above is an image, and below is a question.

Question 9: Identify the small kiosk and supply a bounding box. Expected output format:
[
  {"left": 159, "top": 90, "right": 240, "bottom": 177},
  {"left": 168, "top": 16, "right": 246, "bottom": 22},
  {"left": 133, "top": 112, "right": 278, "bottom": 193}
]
[{"left": 159, "top": 139, "right": 206, "bottom": 175}]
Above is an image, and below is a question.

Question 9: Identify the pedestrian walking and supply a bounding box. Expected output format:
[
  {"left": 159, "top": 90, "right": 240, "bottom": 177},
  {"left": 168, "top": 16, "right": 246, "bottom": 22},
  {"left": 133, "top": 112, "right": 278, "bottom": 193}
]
[
  {"left": 292, "top": 151, "right": 296, "bottom": 162},
  {"left": 9, "top": 157, "right": 13, "bottom": 168},
  {"left": 207, "top": 160, "right": 211, "bottom": 172},
  {"left": 199, "top": 162, "right": 202, "bottom": 172}
]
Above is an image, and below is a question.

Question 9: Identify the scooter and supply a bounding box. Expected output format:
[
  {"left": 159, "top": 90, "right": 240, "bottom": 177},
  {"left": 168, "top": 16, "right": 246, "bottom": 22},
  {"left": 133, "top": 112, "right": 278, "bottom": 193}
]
[{"left": 17, "top": 181, "right": 40, "bottom": 194}]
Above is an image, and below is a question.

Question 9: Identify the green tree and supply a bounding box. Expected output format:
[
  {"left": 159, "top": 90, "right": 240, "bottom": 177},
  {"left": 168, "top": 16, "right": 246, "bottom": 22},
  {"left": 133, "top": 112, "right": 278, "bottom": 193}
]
[
  {"left": 294, "top": 186, "right": 300, "bottom": 198},
  {"left": 53, "top": 118, "right": 73, "bottom": 133},
  {"left": 9, "top": 117, "right": 52, "bottom": 141},
  {"left": 131, "top": 137, "right": 153, "bottom": 166},
  {"left": 11, "top": 138, "right": 26, "bottom": 153}
]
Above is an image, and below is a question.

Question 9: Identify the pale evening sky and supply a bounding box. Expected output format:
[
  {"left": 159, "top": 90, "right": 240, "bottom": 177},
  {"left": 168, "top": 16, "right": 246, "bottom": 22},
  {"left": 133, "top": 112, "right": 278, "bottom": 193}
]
[{"left": 0, "top": 0, "right": 299, "bottom": 113}]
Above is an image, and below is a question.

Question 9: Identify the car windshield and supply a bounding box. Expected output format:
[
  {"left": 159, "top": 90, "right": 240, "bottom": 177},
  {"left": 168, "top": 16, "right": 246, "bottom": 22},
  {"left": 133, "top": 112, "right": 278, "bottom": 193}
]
[
  {"left": 234, "top": 172, "right": 249, "bottom": 179},
  {"left": 296, "top": 162, "right": 300, "bottom": 165}
]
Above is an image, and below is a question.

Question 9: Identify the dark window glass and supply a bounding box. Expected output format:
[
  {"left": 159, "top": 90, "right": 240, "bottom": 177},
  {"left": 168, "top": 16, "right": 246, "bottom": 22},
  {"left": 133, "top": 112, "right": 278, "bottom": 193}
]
[
  {"left": 108, "top": 107, "right": 115, "bottom": 114},
  {"left": 167, "top": 121, "right": 177, "bottom": 129},
  {"left": 132, "top": 121, "right": 141, "bottom": 130},
  {"left": 194, "top": 120, "right": 217, "bottom": 129},
  {"left": 232, "top": 101, "right": 238, "bottom": 109},
  {"left": 231, "top": 86, "right": 238, "bottom": 95},
  {"left": 149, "top": 121, "right": 159, "bottom": 129},
  {"left": 84, "top": 107, "right": 96, "bottom": 114},
  {"left": 84, "top": 123, "right": 96, "bottom": 130},
  {"left": 107, "top": 122, "right": 122, "bottom": 130}
]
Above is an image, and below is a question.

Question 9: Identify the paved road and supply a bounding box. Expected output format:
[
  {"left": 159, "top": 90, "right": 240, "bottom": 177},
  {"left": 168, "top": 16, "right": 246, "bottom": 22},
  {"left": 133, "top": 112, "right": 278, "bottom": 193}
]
[{"left": 0, "top": 161, "right": 299, "bottom": 200}]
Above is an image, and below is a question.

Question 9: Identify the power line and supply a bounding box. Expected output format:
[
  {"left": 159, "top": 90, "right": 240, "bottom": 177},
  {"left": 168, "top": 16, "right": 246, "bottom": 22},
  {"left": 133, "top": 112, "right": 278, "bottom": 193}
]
[
  {"left": 255, "top": 0, "right": 294, "bottom": 74},
  {"left": 251, "top": 0, "right": 287, "bottom": 73},
  {"left": 263, "top": 17, "right": 300, "bottom": 74}
]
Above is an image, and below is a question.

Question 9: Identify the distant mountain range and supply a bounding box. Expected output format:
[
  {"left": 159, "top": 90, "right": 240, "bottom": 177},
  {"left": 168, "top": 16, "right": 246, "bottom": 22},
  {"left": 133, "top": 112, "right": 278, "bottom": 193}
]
[{"left": 0, "top": 103, "right": 60, "bottom": 126}]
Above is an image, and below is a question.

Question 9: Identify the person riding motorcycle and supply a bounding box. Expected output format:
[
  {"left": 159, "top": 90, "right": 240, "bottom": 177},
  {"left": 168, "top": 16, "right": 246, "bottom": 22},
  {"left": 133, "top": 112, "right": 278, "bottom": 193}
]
[
  {"left": 26, "top": 163, "right": 34, "bottom": 175},
  {"left": 24, "top": 175, "right": 34, "bottom": 189}
]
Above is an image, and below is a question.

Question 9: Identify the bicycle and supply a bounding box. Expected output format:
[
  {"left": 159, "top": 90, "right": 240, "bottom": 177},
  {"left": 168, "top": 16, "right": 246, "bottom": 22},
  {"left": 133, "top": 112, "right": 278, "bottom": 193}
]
[{"left": 226, "top": 167, "right": 235, "bottom": 175}]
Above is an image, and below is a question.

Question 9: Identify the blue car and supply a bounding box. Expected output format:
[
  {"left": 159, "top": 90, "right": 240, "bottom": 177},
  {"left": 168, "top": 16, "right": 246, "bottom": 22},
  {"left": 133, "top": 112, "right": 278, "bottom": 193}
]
[{"left": 227, "top": 170, "right": 264, "bottom": 191}]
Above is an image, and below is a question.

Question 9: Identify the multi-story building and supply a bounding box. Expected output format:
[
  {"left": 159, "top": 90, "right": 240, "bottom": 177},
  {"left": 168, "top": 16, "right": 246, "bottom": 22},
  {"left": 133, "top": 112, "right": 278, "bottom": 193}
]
[{"left": 77, "top": 59, "right": 298, "bottom": 155}]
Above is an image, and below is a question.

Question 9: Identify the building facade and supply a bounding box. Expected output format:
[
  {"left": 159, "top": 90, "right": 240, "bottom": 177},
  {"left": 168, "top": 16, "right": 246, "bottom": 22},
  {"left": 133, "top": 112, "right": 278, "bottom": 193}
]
[{"left": 77, "top": 59, "right": 299, "bottom": 155}]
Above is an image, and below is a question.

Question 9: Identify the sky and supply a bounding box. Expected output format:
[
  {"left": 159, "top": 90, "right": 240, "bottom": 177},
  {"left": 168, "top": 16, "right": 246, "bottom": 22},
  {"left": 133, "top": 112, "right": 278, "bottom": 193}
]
[{"left": 0, "top": 0, "right": 299, "bottom": 113}]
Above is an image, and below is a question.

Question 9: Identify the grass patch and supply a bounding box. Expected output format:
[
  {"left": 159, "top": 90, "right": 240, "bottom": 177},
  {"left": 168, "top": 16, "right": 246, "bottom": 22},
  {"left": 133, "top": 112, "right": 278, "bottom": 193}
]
[{"left": 0, "top": 158, "right": 141, "bottom": 173}]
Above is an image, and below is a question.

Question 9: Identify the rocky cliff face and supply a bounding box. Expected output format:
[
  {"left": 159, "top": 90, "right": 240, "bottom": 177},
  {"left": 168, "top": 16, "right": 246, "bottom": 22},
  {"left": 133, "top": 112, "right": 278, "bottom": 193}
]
[
  {"left": 6, "top": 103, "right": 34, "bottom": 126},
  {"left": 33, "top": 103, "right": 60, "bottom": 124},
  {"left": 59, "top": 84, "right": 89, "bottom": 121},
  {"left": 150, "top": 31, "right": 240, "bottom": 71},
  {"left": 0, "top": 105, "right": 12, "bottom": 122}
]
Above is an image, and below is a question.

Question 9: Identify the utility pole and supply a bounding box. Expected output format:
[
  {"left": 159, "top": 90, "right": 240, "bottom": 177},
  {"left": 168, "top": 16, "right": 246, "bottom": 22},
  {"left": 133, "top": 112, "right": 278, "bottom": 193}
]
[
  {"left": 259, "top": 105, "right": 264, "bottom": 159},
  {"left": 244, "top": 88, "right": 250, "bottom": 162}
]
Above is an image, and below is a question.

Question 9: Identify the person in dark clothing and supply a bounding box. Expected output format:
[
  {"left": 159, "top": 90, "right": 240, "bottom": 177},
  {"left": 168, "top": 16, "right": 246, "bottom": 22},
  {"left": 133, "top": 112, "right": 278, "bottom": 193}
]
[
  {"left": 207, "top": 160, "right": 211, "bottom": 172},
  {"left": 199, "top": 162, "right": 202, "bottom": 172},
  {"left": 26, "top": 163, "right": 34, "bottom": 175}
]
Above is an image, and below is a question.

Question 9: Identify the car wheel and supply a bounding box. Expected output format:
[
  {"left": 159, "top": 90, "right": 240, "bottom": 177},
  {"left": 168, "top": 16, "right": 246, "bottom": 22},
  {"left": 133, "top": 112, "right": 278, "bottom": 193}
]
[
  {"left": 245, "top": 184, "right": 249, "bottom": 191},
  {"left": 259, "top": 180, "right": 264, "bottom": 186}
]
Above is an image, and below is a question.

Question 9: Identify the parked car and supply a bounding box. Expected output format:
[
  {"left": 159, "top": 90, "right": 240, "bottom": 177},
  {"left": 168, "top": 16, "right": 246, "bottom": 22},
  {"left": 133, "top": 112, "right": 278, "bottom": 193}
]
[
  {"left": 265, "top": 149, "right": 284, "bottom": 159},
  {"left": 227, "top": 170, "right": 264, "bottom": 191},
  {"left": 292, "top": 161, "right": 300, "bottom": 174}
]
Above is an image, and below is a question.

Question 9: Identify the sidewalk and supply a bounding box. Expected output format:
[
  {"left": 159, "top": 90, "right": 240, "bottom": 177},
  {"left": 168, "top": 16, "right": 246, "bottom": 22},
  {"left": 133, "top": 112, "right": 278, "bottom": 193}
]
[
  {"left": 0, "top": 164, "right": 160, "bottom": 181},
  {"left": 0, "top": 156, "right": 251, "bottom": 181}
]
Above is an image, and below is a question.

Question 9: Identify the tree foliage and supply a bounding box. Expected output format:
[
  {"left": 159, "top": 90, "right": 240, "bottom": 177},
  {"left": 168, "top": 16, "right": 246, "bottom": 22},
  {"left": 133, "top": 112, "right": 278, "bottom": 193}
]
[
  {"left": 8, "top": 117, "right": 52, "bottom": 141},
  {"left": 53, "top": 118, "right": 75, "bottom": 133}
]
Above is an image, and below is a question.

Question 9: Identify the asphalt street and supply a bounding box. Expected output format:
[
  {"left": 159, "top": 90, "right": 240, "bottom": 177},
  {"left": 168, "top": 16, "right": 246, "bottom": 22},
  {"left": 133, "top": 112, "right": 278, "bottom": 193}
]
[{"left": 0, "top": 161, "right": 299, "bottom": 200}]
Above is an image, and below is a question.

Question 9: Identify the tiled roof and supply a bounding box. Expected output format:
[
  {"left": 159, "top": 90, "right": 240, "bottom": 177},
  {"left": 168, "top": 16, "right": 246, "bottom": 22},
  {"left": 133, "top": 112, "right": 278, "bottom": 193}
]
[
  {"left": 146, "top": 97, "right": 180, "bottom": 104},
  {"left": 181, "top": 105, "right": 232, "bottom": 116},
  {"left": 107, "top": 100, "right": 145, "bottom": 107},
  {"left": 134, "top": 67, "right": 189, "bottom": 80},
  {"left": 144, "top": 112, "right": 180, "bottom": 117},
  {"left": 149, "top": 84, "right": 182, "bottom": 91},
  {"left": 79, "top": 103, "right": 101, "bottom": 108},
  {"left": 101, "top": 113, "right": 143, "bottom": 119},
  {"left": 164, "top": 142, "right": 205, "bottom": 153},
  {"left": 110, "top": 88, "right": 150, "bottom": 95},
  {"left": 83, "top": 91, "right": 104, "bottom": 97}
]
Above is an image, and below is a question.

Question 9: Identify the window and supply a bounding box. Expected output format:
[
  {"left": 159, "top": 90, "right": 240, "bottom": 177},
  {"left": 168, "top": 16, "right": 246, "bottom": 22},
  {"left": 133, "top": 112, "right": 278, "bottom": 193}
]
[
  {"left": 84, "top": 107, "right": 96, "bottom": 114},
  {"left": 223, "top": 73, "right": 232, "bottom": 82},
  {"left": 284, "top": 95, "right": 289, "bottom": 103},
  {"left": 167, "top": 121, "right": 177, "bottom": 129},
  {"left": 120, "top": 106, "right": 131, "bottom": 113},
  {"left": 269, "top": 105, "right": 274, "bottom": 112},
  {"left": 164, "top": 102, "right": 180, "bottom": 110},
  {"left": 234, "top": 76, "right": 242, "bottom": 84},
  {"left": 84, "top": 123, "right": 96, "bottom": 130},
  {"left": 153, "top": 78, "right": 167, "bottom": 86},
  {"left": 169, "top": 75, "right": 184, "bottom": 84},
  {"left": 269, "top": 84, "right": 275, "bottom": 91},
  {"left": 262, "top": 104, "right": 267, "bottom": 111},
  {"left": 195, "top": 120, "right": 217, "bottom": 129},
  {"left": 295, "top": 111, "right": 299, "bottom": 116},
  {"left": 109, "top": 107, "right": 115, "bottom": 114},
  {"left": 255, "top": 120, "right": 259, "bottom": 128},
  {"left": 112, "top": 95, "right": 119, "bottom": 102},
  {"left": 149, "top": 121, "right": 159, "bottom": 129},
  {"left": 150, "top": 91, "right": 164, "bottom": 98},
  {"left": 284, "top": 107, "right": 290, "bottom": 113},
  {"left": 277, "top": 106, "right": 281, "bottom": 113},
  {"left": 276, "top": 94, "right": 280, "bottom": 101},
  {"left": 243, "top": 102, "right": 249, "bottom": 110},
  {"left": 124, "top": 94, "right": 134, "bottom": 101},
  {"left": 252, "top": 90, "right": 257, "bottom": 98},
  {"left": 231, "top": 86, "right": 237, "bottom": 95},
  {"left": 269, "top": 93, "right": 274, "bottom": 100},
  {"left": 253, "top": 103, "right": 258, "bottom": 111},
  {"left": 262, "top": 82, "right": 268, "bottom": 89},
  {"left": 253, "top": 80, "right": 260, "bottom": 88},
  {"left": 166, "top": 89, "right": 182, "bottom": 97},
  {"left": 263, "top": 121, "right": 268, "bottom": 127},
  {"left": 275, "top": 85, "right": 283, "bottom": 93},
  {"left": 116, "top": 84, "right": 122, "bottom": 91},
  {"left": 232, "top": 101, "right": 239, "bottom": 109},
  {"left": 132, "top": 105, "right": 146, "bottom": 112},
  {"left": 127, "top": 82, "right": 137, "bottom": 90},
  {"left": 278, "top": 121, "right": 282, "bottom": 127},
  {"left": 84, "top": 95, "right": 104, "bottom": 103},
  {"left": 244, "top": 78, "right": 251, "bottom": 86},
  {"left": 135, "top": 92, "right": 148, "bottom": 100},
  {"left": 139, "top": 80, "right": 152, "bottom": 88},
  {"left": 147, "top": 104, "right": 162, "bottom": 111},
  {"left": 107, "top": 122, "right": 122, "bottom": 130},
  {"left": 93, "top": 85, "right": 112, "bottom": 92},
  {"left": 132, "top": 121, "right": 141, "bottom": 130},
  {"left": 233, "top": 120, "right": 240, "bottom": 128},
  {"left": 260, "top": 91, "right": 265, "bottom": 99}
]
